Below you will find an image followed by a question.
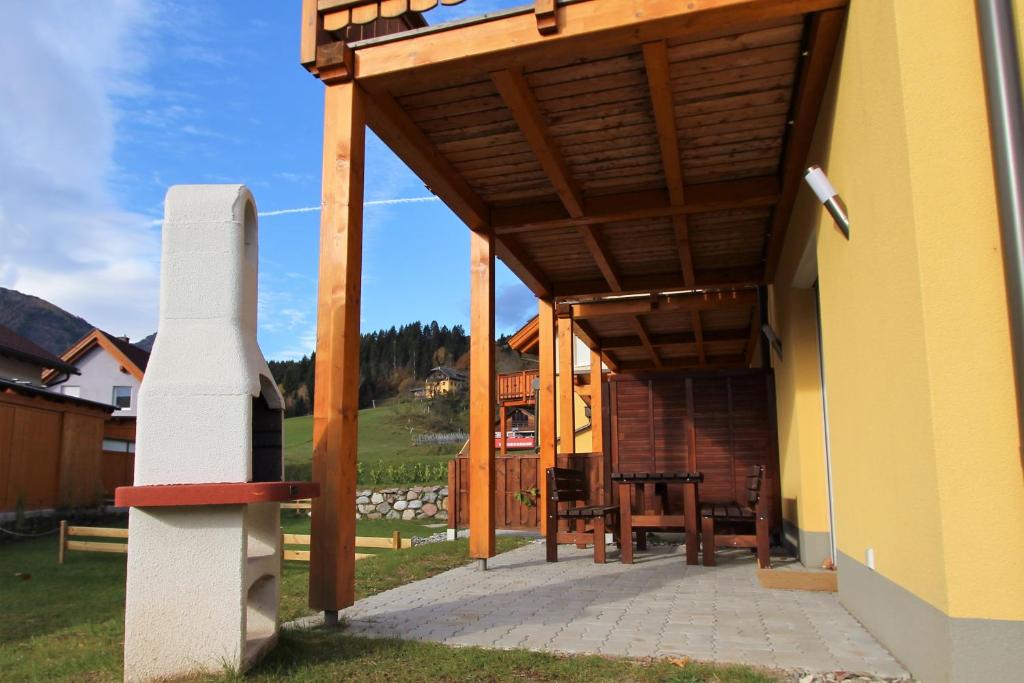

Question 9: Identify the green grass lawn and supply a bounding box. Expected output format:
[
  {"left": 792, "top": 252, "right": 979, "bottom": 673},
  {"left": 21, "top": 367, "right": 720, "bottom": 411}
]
[{"left": 283, "top": 404, "right": 459, "bottom": 484}]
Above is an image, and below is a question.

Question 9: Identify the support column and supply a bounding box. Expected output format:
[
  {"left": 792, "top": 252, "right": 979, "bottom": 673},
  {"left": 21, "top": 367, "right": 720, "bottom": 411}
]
[
  {"left": 590, "top": 348, "right": 604, "bottom": 503},
  {"left": 590, "top": 349, "right": 603, "bottom": 454},
  {"left": 310, "top": 81, "right": 364, "bottom": 616},
  {"left": 558, "top": 314, "right": 576, "bottom": 457},
  {"left": 469, "top": 229, "right": 496, "bottom": 560},
  {"left": 537, "top": 299, "right": 557, "bottom": 534}
]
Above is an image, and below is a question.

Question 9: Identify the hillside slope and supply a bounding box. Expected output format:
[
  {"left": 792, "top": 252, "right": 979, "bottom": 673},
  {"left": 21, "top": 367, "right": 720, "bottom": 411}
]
[{"left": 0, "top": 287, "right": 94, "bottom": 354}]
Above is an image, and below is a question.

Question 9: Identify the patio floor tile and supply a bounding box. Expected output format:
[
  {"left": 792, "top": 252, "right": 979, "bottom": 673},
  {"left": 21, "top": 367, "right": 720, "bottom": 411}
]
[{"left": 292, "top": 542, "right": 909, "bottom": 678}]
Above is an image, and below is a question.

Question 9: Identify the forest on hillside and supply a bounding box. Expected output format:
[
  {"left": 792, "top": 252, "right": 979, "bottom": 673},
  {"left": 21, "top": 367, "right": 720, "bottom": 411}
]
[{"left": 268, "top": 321, "right": 529, "bottom": 416}]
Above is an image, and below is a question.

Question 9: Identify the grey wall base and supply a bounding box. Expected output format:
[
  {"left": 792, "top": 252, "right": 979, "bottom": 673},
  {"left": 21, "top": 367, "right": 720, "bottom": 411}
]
[
  {"left": 837, "top": 551, "right": 1024, "bottom": 682},
  {"left": 782, "top": 519, "right": 832, "bottom": 568}
]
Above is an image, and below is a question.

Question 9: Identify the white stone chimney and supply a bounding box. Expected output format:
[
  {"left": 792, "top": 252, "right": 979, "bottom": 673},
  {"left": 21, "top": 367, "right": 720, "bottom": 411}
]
[{"left": 122, "top": 185, "right": 287, "bottom": 681}]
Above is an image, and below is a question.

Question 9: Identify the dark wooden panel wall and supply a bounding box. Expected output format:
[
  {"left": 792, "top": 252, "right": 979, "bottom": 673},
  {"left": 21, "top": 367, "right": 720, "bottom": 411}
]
[
  {"left": 450, "top": 451, "right": 605, "bottom": 530},
  {"left": 609, "top": 369, "right": 781, "bottom": 531}
]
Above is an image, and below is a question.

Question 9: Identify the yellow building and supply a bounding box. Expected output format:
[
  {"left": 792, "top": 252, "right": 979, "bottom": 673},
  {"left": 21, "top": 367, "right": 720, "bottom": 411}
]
[
  {"left": 422, "top": 366, "right": 467, "bottom": 399},
  {"left": 302, "top": 1, "right": 1024, "bottom": 679},
  {"left": 771, "top": 3, "right": 1024, "bottom": 680}
]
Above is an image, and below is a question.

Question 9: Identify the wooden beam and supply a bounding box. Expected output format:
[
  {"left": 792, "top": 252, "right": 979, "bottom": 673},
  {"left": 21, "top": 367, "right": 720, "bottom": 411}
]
[
  {"left": 310, "top": 81, "right": 365, "bottom": 613},
  {"left": 630, "top": 316, "right": 663, "bottom": 369},
  {"left": 616, "top": 355, "right": 748, "bottom": 372},
  {"left": 576, "top": 224, "right": 623, "bottom": 293},
  {"left": 496, "top": 235, "right": 552, "bottom": 298},
  {"left": 570, "top": 289, "right": 759, "bottom": 319},
  {"left": 572, "top": 318, "right": 620, "bottom": 373},
  {"left": 557, "top": 313, "right": 576, "bottom": 455},
  {"left": 353, "top": 0, "right": 850, "bottom": 88},
  {"left": 764, "top": 9, "right": 846, "bottom": 277},
  {"left": 534, "top": 0, "right": 558, "bottom": 35},
  {"left": 746, "top": 301, "right": 762, "bottom": 366},
  {"left": 490, "top": 68, "right": 584, "bottom": 217},
  {"left": 590, "top": 349, "right": 604, "bottom": 457},
  {"left": 301, "top": 0, "right": 324, "bottom": 69},
  {"left": 600, "top": 329, "right": 751, "bottom": 350},
  {"left": 469, "top": 228, "right": 496, "bottom": 560},
  {"left": 364, "top": 92, "right": 489, "bottom": 231},
  {"left": 537, "top": 299, "right": 557, "bottom": 535},
  {"left": 552, "top": 265, "right": 764, "bottom": 299},
  {"left": 491, "top": 67, "right": 628, "bottom": 301},
  {"left": 491, "top": 177, "right": 780, "bottom": 234},
  {"left": 643, "top": 39, "right": 706, "bottom": 364}
]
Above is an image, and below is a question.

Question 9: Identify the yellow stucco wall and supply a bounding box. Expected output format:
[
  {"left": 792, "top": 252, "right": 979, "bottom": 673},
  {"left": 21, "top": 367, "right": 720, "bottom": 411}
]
[
  {"left": 767, "top": 281, "right": 831, "bottom": 551},
  {"left": 776, "top": 1, "right": 1024, "bottom": 620}
]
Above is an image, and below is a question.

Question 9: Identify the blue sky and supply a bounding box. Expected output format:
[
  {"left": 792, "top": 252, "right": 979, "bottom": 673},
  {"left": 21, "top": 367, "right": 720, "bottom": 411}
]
[{"left": 0, "top": 0, "right": 534, "bottom": 359}]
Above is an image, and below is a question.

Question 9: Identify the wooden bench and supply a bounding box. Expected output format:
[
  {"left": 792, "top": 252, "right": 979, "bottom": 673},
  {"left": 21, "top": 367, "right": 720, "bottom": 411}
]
[
  {"left": 700, "top": 464, "right": 770, "bottom": 568},
  {"left": 546, "top": 466, "right": 618, "bottom": 564}
]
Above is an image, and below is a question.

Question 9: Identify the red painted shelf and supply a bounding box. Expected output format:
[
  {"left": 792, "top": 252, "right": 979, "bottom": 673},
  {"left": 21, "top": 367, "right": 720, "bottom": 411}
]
[{"left": 115, "top": 481, "right": 320, "bottom": 508}]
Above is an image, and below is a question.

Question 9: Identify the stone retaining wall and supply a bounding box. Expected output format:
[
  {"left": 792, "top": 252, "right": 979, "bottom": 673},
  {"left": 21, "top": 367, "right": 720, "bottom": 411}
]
[{"left": 355, "top": 485, "right": 448, "bottom": 521}]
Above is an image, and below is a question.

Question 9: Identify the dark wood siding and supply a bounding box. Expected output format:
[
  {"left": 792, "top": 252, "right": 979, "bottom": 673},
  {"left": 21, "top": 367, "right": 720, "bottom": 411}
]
[{"left": 609, "top": 369, "right": 781, "bottom": 531}]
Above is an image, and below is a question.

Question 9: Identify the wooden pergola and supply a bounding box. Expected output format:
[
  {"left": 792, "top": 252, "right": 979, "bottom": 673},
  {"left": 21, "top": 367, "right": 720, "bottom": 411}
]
[{"left": 300, "top": 0, "right": 846, "bottom": 619}]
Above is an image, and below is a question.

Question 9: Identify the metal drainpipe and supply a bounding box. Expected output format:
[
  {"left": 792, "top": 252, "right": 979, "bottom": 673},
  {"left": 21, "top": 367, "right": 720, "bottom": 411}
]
[{"left": 977, "top": 0, "right": 1024, "bottom": 456}]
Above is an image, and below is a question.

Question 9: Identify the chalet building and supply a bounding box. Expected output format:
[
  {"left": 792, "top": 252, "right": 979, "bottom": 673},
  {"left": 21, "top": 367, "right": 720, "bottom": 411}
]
[
  {"left": 43, "top": 329, "right": 151, "bottom": 494},
  {"left": 45, "top": 329, "right": 149, "bottom": 417},
  {"left": 422, "top": 366, "right": 467, "bottom": 398},
  {"left": 296, "top": 1, "right": 1023, "bottom": 680},
  {"left": 0, "top": 323, "right": 79, "bottom": 386}
]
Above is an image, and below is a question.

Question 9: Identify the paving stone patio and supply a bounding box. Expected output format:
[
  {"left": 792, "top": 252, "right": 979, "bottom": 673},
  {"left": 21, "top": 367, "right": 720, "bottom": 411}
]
[{"left": 293, "top": 542, "right": 908, "bottom": 678}]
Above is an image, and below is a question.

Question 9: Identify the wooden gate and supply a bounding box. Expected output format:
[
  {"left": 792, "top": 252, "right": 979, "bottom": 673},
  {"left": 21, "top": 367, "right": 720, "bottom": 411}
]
[{"left": 608, "top": 369, "right": 782, "bottom": 533}]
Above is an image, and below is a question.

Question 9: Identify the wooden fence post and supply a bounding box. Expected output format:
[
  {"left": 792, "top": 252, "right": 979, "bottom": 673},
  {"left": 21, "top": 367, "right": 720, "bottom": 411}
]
[{"left": 58, "top": 520, "right": 67, "bottom": 564}]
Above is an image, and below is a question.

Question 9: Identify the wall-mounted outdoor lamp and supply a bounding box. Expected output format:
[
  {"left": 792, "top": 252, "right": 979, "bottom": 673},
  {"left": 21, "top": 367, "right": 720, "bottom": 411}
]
[{"left": 804, "top": 165, "right": 849, "bottom": 239}]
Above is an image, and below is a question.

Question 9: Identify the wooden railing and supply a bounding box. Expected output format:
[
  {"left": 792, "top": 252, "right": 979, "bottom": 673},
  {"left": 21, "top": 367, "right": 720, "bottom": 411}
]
[
  {"left": 497, "top": 370, "right": 538, "bottom": 404},
  {"left": 448, "top": 451, "right": 606, "bottom": 531},
  {"left": 57, "top": 522, "right": 412, "bottom": 563}
]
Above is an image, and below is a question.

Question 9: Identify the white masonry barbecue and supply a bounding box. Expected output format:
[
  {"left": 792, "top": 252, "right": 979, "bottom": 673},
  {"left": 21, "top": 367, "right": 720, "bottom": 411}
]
[{"left": 118, "top": 185, "right": 317, "bottom": 682}]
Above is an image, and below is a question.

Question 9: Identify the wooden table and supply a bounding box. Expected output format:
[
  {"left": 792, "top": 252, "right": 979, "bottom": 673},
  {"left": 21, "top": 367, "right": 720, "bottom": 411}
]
[{"left": 613, "top": 472, "right": 704, "bottom": 565}]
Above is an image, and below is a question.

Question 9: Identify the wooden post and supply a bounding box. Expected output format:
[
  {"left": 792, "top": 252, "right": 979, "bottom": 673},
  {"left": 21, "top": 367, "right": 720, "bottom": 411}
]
[
  {"left": 392, "top": 530, "right": 401, "bottom": 551},
  {"left": 310, "top": 81, "right": 365, "bottom": 615},
  {"left": 447, "top": 459, "right": 457, "bottom": 532},
  {"left": 58, "top": 520, "right": 67, "bottom": 564},
  {"left": 537, "top": 299, "right": 557, "bottom": 535},
  {"left": 499, "top": 405, "right": 508, "bottom": 455},
  {"left": 589, "top": 349, "right": 605, "bottom": 506},
  {"left": 469, "top": 228, "right": 496, "bottom": 561},
  {"left": 557, "top": 314, "right": 575, "bottom": 457}
]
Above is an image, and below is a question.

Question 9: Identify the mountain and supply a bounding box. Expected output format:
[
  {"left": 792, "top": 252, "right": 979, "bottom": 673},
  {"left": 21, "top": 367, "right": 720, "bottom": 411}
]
[
  {"left": 134, "top": 333, "right": 157, "bottom": 352},
  {"left": 0, "top": 287, "right": 95, "bottom": 355}
]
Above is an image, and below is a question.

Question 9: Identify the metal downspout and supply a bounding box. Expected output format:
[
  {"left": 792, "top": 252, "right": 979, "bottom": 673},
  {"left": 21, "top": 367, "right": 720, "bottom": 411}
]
[{"left": 977, "top": 0, "right": 1024, "bottom": 458}]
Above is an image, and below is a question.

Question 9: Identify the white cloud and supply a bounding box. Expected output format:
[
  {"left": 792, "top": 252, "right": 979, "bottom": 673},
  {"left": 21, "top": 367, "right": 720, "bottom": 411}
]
[{"left": 0, "top": 1, "right": 161, "bottom": 338}]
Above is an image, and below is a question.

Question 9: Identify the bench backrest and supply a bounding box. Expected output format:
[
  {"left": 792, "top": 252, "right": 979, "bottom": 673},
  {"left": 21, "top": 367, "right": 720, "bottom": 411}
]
[
  {"left": 546, "top": 467, "right": 589, "bottom": 503},
  {"left": 745, "top": 465, "right": 765, "bottom": 509}
]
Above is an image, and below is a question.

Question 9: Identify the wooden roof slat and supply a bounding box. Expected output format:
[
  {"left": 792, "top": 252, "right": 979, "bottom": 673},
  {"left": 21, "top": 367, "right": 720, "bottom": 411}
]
[
  {"left": 631, "top": 316, "right": 664, "bottom": 368},
  {"left": 365, "top": 91, "right": 488, "bottom": 230},
  {"left": 491, "top": 68, "right": 585, "bottom": 217}
]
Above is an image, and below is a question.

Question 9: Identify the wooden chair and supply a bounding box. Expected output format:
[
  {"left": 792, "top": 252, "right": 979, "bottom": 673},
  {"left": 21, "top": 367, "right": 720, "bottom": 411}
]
[
  {"left": 700, "top": 465, "right": 770, "bottom": 568},
  {"left": 545, "top": 467, "right": 618, "bottom": 563}
]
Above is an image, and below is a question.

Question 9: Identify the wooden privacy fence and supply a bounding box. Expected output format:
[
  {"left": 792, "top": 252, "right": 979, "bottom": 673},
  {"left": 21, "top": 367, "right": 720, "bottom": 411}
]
[
  {"left": 283, "top": 530, "right": 413, "bottom": 562},
  {"left": 448, "top": 451, "right": 606, "bottom": 530},
  {"left": 58, "top": 521, "right": 127, "bottom": 563}
]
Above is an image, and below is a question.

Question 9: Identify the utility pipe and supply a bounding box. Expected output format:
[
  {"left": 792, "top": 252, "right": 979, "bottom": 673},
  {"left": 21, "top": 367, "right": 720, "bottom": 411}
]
[{"left": 977, "top": 0, "right": 1024, "bottom": 456}]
